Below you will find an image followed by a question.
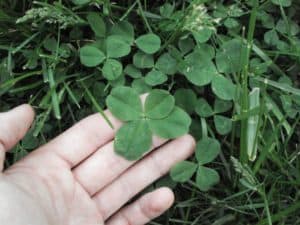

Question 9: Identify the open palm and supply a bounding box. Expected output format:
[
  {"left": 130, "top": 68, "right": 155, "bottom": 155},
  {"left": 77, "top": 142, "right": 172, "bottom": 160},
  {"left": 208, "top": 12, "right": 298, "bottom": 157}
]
[{"left": 0, "top": 105, "right": 195, "bottom": 225}]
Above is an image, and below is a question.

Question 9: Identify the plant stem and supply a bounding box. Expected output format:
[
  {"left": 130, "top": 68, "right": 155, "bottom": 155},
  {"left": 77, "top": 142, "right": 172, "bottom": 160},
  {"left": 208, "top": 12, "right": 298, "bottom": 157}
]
[{"left": 240, "top": 0, "right": 259, "bottom": 164}]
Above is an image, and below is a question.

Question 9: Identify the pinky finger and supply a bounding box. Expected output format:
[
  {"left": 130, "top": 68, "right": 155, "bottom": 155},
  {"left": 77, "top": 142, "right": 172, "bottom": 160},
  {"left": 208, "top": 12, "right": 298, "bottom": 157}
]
[{"left": 106, "top": 187, "right": 174, "bottom": 225}]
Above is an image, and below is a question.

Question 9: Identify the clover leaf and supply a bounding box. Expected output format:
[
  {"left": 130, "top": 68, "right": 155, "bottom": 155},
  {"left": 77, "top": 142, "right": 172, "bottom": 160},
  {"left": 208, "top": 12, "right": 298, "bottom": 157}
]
[
  {"left": 124, "top": 64, "right": 142, "bottom": 78},
  {"left": 195, "top": 98, "right": 214, "bottom": 118},
  {"left": 174, "top": 88, "right": 197, "bottom": 114},
  {"left": 148, "top": 106, "right": 191, "bottom": 139},
  {"left": 211, "top": 75, "right": 236, "bottom": 101},
  {"left": 145, "top": 69, "right": 167, "bottom": 86},
  {"left": 196, "top": 137, "right": 221, "bottom": 165},
  {"left": 214, "top": 98, "right": 233, "bottom": 114},
  {"left": 196, "top": 166, "right": 220, "bottom": 191},
  {"left": 155, "top": 53, "right": 177, "bottom": 75},
  {"left": 102, "top": 59, "right": 123, "bottom": 81},
  {"left": 133, "top": 51, "right": 154, "bottom": 69},
  {"left": 136, "top": 33, "right": 161, "bottom": 54},
  {"left": 106, "top": 87, "right": 191, "bottom": 160},
  {"left": 180, "top": 51, "right": 218, "bottom": 86},
  {"left": 214, "top": 115, "right": 232, "bottom": 135},
  {"left": 216, "top": 38, "right": 243, "bottom": 74},
  {"left": 110, "top": 21, "right": 135, "bottom": 44},
  {"left": 114, "top": 119, "right": 152, "bottom": 160},
  {"left": 106, "top": 35, "right": 131, "bottom": 58},
  {"left": 80, "top": 45, "right": 105, "bottom": 67},
  {"left": 87, "top": 12, "right": 106, "bottom": 37},
  {"left": 144, "top": 89, "right": 175, "bottom": 119},
  {"left": 170, "top": 161, "right": 198, "bottom": 182},
  {"left": 106, "top": 86, "right": 143, "bottom": 121}
]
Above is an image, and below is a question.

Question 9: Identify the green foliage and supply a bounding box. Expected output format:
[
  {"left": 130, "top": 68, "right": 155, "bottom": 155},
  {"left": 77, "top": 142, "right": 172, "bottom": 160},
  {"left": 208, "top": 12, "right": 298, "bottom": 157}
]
[
  {"left": 106, "top": 87, "right": 143, "bottom": 121},
  {"left": 107, "top": 87, "right": 191, "bottom": 159},
  {"left": 102, "top": 59, "right": 123, "bottom": 80},
  {"left": 87, "top": 12, "right": 106, "bottom": 37},
  {"left": 145, "top": 69, "right": 167, "bottom": 86},
  {"left": 196, "top": 166, "right": 220, "bottom": 191},
  {"left": 114, "top": 120, "right": 152, "bottom": 160},
  {"left": 148, "top": 107, "right": 191, "bottom": 139},
  {"left": 106, "top": 35, "right": 131, "bottom": 58},
  {"left": 172, "top": 136, "right": 221, "bottom": 191},
  {"left": 170, "top": 161, "right": 198, "bottom": 182},
  {"left": 196, "top": 137, "right": 221, "bottom": 165},
  {"left": 80, "top": 46, "right": 105, "bottom": 67},
  {"left": 3, "top": 0, "right": 300, "bottom": 223},
  {"left": 144, "top": 90, "right": 175, "bottom": 119},
  {"left": 135, "top": 33, "right": 161, "bottom": 54}
]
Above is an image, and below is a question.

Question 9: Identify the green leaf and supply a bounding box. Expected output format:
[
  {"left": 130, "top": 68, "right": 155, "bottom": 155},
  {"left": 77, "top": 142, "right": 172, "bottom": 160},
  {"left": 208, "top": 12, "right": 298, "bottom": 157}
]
[
  {"left": 133, "top": 51, "right": 154, "bottom": 69},
  {"left": 192, "top": 28, "right": 213, "bottom": 43},
  {"left": 174, "top": 88, "right": 197, "bottom": 114},
  {"left": 114, "top": 120, "right": 152, "bottom": 160},
  {"left": 211, "top": 75, "right": 236, "bottom": 101},
  {"left": 87, "top": 12, "right": 106, "bottom": 37},
  {"left": 196, "top": 166, "right": 220, "bottom": 191},
  {"left": 271, "top": 0, "right": 291, "bottom": 7},
  {"left": 136, "top": 33, "right": 161, "bottom": 54},
  {"left": 145, "top": 69, "right": 168, "bottom": 86},
  {"left": 170, "top": 161, "right": 197, "bottom": 182},
  {"left": 109, "top": 74, "right": 125, "bottom": 87},
  {"left": 148, "top": 107, "right": 191, "bottom": 139},
  {"left": 102, "top": 59, "right": 123, "bottom": 80},
  {"left": 216, "top": 38, "right": 243, "bottom": 74},
  {"left": 160, "top": 3, "right": 175, "bottom": 18},
  {"left": 196, "top": 137, "right": 221, "bottom": 165},
  {"left": 178, "top": 36, "right": 195, "bottom": 55},
  {"left": 214, "top": 115, "right": 232, "bottom": 135},
  {"left": 124, "top": 64, "right": 142, "bottom": 78},
  {"left": 195, "top": 98, "right": 214, "bottom": 117},
  {"left": 195, "top": 43, "right": 215, "bottom": 59},
  {"left": 224, "top": 18, "right": 239, "bottom": 29},
  {"left": 80, "top": 45, "right": 105, "bottom": 67},
  {"left": 43, "top": 37, "right": 57, "bottom": 52},
  {"left": 131, "top": 78, "right": 152, "bottom": 94},
  {"left": 72, "top": 0, "right": 90, "bottom": 5},
  {"left": 106, "top": 86, "right": 142, "bottom": 121},
  {"left": 110, "top": 21, "right": 134, "bottom": 44},
  {"left": 214, "top": 98, "right": 233, "bottom": 114},
  {"left": 180, "top": 51, "right": 217, "bottom": 86},
  {"left": 155, "top": 53, "right": 177, "bottom": 75},
  {"left": 264, "top": 29, "right": 279, "bottom": 46},
  {"left": 106, "top": 35, "right": 131, "bottom": 58},
  {"left": 144, "top": 89, "right": 175, "bottom": 119}
]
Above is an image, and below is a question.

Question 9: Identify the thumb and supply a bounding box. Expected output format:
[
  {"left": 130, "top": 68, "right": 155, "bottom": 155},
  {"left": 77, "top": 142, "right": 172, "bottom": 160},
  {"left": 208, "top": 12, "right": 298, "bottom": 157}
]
[{"left": 0, "top": 104, "right": 35, "bottom": 171}]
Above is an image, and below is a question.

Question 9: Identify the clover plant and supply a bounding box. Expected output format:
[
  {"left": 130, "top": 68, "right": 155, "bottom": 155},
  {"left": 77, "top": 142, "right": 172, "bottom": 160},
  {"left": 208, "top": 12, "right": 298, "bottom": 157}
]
[{"left": 106, "top": 87, "right": 191, "bottom": 160}]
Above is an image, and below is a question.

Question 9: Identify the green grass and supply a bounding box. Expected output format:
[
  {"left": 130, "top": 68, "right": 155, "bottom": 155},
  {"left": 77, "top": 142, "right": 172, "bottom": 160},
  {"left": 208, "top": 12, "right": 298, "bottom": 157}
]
[{"left": 1, "top": 0, "right": 300, "bottom": 224}]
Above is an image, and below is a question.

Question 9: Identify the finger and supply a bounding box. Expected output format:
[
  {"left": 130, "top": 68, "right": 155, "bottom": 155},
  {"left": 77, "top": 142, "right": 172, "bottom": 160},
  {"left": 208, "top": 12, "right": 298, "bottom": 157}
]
[
  {"left": 73, "top": 136, "right": 167, "bottom": 196},
  {"left": 34, "top": 95, "right": 148, "bottom": 168},
  {"left": 106, "top": 187, "right": 174, "bottom": 225},
  {"left": 37, "top": 111, "right": 122, "bottom": 168},
  {"left": 0, "top": 104, "right": 35, "bottom": 171},
  {"left": 93, "top": 135, "right": 195, "bottom": 220}
]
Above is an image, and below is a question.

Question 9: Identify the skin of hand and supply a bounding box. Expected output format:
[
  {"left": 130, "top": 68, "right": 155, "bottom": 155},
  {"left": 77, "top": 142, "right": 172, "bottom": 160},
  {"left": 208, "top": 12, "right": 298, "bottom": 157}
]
[{"left": 0, "top": 104, "right": 195, "bottom": 225}]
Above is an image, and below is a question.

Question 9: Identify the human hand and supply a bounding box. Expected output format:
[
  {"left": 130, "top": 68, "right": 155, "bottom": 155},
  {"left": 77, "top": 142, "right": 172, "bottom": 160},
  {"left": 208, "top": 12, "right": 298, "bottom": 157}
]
[{"left": 0, "top": 104, "right": 195, "bottom": 225}]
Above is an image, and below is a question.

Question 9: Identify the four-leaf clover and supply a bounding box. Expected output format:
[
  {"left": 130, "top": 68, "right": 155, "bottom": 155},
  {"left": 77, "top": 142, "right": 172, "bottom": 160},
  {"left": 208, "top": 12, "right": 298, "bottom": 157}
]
[{"left": 106, "top": 87, "right": 191, "bottom": 160}]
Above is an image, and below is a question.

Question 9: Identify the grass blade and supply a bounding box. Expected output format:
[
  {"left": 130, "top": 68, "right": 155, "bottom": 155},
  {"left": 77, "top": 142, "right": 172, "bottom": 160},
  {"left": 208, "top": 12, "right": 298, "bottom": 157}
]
[
  {"left": 247, "top": 88, "right": 260, "bottom": 161},
  {"left": 80, "top": 81, "right": 114, "bottom": 129},
  {"left": 48, "top": 67, "right": 61, "bottom": 120}
]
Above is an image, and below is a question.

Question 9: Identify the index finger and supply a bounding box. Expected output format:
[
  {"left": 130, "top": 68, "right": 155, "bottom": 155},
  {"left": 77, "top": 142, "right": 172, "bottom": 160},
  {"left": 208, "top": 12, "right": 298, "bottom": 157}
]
[{"left": 37, "top": 110, "right": 122, "bottom": 168}]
